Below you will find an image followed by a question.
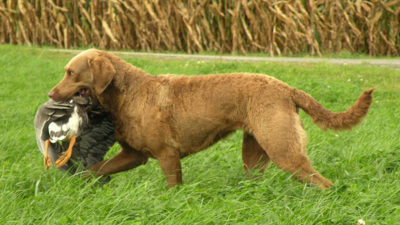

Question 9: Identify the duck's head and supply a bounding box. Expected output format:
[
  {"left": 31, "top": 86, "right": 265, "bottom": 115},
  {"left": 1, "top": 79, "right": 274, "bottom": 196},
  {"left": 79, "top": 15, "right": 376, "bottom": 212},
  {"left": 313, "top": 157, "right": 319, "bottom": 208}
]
[{"left": 48, "top": 49, "right": 116, "bottom": 104}]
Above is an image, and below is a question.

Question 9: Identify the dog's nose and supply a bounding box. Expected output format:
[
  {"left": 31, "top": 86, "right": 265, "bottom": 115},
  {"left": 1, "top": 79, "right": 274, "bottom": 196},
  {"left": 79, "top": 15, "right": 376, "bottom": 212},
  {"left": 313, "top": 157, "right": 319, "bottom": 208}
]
[{"left": 48, "top": 90, "right": 56, "bottom": 99}]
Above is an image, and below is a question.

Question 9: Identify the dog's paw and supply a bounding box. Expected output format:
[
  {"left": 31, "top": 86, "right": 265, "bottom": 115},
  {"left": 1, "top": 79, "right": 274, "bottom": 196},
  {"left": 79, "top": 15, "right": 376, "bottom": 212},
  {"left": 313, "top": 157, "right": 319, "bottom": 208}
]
[{"left": 318, "top": 179, "right": 333, "bottom": 189}]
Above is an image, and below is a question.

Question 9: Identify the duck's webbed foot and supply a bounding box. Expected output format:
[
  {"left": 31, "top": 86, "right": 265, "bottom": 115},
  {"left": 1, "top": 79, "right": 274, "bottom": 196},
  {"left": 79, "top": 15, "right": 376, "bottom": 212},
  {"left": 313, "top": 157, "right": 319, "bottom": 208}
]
[
  {"left": 44, "top": 140, "right": 52, "bottom": 170},
  {"left": 55, "top": 136, "right": 76, "bottom": 168}
]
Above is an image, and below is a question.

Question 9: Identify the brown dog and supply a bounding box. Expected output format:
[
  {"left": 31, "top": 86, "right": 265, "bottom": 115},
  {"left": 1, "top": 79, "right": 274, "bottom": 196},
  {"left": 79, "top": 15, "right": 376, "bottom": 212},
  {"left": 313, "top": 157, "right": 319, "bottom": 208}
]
[{"left": 49, "top": 49, "right": 374, "bottom": 189}]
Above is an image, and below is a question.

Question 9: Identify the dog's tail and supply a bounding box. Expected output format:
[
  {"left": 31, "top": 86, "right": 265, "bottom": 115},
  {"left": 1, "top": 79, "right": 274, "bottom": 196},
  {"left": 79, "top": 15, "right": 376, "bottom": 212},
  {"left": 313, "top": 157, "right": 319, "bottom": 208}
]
[{"left": 292, "top": 88, "right": 374, "bottom": 130}]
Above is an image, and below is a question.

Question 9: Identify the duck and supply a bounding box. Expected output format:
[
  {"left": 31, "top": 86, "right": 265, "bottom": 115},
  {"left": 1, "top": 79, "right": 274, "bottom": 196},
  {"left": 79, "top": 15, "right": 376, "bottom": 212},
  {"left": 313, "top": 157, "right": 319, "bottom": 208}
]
[{"left": 34, "top": 92, "right": 115, "bottom": 173}]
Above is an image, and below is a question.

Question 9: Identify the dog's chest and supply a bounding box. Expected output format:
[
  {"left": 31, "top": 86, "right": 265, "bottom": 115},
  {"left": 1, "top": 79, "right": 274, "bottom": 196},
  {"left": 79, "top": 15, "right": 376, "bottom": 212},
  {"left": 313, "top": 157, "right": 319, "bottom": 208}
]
[{"left": 113, "top": 106, "right": 177, "bottom": 152}]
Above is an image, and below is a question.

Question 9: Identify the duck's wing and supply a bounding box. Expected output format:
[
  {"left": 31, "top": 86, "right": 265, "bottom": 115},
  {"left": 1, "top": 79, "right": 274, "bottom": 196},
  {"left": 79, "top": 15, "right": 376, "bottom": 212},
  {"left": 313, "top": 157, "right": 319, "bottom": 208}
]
[
  {"left": 34, "top": 100, "right": 73, "bottom": 154},
  {"left": 34, "top": 105, "right": 68, "bottom": 167},
  {"left": 34, "top": 104, "right": 50, "bottom": 155}
]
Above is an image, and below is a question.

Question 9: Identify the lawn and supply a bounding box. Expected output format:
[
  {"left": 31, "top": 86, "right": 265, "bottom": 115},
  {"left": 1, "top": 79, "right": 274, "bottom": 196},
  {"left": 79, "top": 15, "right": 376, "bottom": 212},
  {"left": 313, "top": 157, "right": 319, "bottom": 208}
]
[{"left": 0, "top": 45, "right": 399, "bottom": 224}]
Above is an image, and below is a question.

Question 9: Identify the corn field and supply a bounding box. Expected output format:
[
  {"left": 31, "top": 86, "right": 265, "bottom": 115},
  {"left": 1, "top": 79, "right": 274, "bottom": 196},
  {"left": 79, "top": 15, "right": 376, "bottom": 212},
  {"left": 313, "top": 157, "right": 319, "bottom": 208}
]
[{"left": 0, "top": 0, "right": 399, "bottom": 56}]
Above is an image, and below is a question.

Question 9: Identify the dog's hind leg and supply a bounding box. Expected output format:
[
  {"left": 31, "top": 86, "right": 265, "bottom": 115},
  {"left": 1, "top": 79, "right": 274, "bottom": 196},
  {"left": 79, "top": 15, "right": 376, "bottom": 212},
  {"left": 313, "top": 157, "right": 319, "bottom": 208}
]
[
  {"left": 242, "top": 132, "right": 270, "bottom": 176},
  {"left": 252, "top": 111, "right": 332, "bottom": 189}
]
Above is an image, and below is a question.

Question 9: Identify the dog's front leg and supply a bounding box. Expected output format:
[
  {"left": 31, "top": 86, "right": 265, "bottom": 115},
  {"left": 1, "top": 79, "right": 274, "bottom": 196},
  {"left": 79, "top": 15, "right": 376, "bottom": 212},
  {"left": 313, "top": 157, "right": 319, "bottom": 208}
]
[
  {"left": 88, "top": 147, "right": 148, "bottom": 177},
  {"left": 156, "top": 148, "right": 182, "bottom": 188}
]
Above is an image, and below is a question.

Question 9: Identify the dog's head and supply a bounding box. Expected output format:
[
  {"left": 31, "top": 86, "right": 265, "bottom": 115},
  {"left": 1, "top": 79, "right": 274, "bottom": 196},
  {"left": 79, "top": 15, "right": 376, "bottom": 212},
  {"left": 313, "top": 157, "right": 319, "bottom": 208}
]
[{"left": 48, "top": 49, "right": 116, "bottom": 101}]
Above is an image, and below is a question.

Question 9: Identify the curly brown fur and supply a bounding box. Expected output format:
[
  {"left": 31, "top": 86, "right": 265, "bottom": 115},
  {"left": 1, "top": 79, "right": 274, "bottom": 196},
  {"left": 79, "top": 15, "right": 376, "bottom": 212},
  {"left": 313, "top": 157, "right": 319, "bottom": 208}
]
[
  {"left": 292, "top": 88, "right": 374, "bottom": 130},
  {"left": 49, "top": 49, "right": 374, "bottom": 189}
]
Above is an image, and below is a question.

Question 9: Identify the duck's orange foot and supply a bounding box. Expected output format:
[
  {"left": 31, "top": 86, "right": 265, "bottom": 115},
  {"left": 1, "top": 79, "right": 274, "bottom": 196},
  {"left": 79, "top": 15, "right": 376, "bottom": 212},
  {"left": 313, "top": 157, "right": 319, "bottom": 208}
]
[
  {"left": 55, "top": 136, "right": 76, "bottom": 168},
  {"left": 44, "top": 140, "right": 52, "bottom": 170}
]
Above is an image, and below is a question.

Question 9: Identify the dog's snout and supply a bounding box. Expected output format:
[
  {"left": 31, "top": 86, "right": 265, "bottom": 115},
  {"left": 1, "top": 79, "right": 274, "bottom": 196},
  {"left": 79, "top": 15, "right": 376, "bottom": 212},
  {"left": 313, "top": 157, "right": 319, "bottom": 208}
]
[{"left": 48, "top": 90, "right": 56, "bottom": 99}]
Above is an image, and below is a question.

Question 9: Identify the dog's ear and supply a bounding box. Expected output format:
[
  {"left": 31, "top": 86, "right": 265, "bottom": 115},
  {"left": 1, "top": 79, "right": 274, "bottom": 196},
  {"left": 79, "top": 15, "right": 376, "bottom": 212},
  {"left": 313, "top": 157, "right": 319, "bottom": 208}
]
[{"left": 88, "top": 55, "right": 116, "bottom": 95}]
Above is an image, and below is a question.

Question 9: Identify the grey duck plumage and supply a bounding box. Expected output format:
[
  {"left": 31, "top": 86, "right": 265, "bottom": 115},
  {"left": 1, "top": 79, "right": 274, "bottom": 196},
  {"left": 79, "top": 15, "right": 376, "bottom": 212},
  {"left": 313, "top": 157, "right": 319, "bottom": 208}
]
[{"left": 34, "top": 95, "right": 115, "bottom": 174}]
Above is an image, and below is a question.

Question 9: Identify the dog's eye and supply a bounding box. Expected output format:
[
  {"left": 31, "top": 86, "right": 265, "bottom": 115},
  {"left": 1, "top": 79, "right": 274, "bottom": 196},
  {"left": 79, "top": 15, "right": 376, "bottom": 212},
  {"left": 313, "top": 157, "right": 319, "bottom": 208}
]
[{"left": 67, "top": 70, "right": 73, "bottom": 76}]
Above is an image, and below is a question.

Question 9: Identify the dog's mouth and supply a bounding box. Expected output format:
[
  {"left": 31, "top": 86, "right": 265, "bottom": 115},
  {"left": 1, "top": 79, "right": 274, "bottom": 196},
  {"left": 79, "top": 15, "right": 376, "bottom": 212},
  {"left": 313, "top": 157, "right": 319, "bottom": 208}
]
[{"left": 75, "top": 88, "right": 90, "bottom": 97}]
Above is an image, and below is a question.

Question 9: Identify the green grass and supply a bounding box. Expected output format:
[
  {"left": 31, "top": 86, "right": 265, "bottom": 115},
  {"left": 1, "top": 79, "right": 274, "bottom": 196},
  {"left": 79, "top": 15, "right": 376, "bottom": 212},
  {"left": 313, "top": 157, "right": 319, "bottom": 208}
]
[{"left": 1, "top": 44, "right": 399, "bottom": 224}]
